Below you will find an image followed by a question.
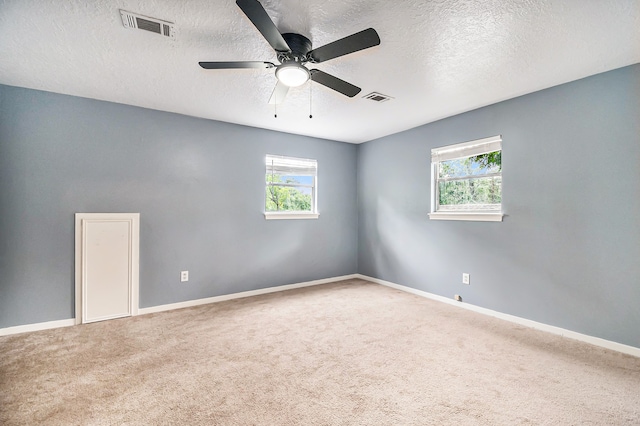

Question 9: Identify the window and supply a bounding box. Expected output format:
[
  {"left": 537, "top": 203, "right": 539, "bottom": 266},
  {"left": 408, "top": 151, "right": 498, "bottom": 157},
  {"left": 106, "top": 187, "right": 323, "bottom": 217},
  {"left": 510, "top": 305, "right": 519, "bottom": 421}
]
[
  {"left": 265, "top": 154, "right": 318, "bottom": 220},
  {"left": 429, "top": 135, "right": 503, "bottom": 222}
]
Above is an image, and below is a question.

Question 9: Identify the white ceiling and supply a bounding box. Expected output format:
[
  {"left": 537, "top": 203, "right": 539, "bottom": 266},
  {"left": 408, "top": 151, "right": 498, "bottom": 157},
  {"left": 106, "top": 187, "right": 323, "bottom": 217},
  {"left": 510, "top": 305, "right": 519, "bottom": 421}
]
[{"left": 1, "top": 0, "right": 639, "bottom": 143}]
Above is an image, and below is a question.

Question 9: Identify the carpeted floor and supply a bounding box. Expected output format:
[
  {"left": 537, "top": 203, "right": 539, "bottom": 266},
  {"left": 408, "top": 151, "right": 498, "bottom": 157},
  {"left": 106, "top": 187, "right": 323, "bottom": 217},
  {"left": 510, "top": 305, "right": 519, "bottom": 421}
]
[{"left": 1, "top": 279, "right": 639, "bottom": 425}]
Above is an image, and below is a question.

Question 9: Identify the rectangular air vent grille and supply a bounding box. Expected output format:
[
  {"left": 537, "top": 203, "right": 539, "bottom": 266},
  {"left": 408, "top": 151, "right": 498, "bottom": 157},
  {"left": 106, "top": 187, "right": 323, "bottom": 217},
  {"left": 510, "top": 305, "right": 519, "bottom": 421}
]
[
  {"left": 363, "top": 92, "right": 393, "bottom": 103},
  {"left": 120, "top": 10, "right": 175, "bottom": 39},
  {"left": 136, "top": 18, "right": 161, "bottom": 34}
]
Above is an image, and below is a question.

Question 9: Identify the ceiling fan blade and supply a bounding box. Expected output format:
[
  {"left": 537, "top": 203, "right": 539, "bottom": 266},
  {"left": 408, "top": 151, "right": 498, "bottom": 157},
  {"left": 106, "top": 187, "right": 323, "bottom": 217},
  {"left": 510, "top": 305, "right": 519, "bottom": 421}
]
[
  {"left": 268, "top": 81, "right": 290, "bottom": 104},
  {"left": 310, "top": 70, "right": 361, "bottom": 97},
  {"left": 308, "top": 28, "right": 380, "bottom": 63},
  {"left": 199, "top": 61, "right": 275, "bottom": 69},
  {"left": 236, "top": 0, "right": 291, "bottom": 53}
]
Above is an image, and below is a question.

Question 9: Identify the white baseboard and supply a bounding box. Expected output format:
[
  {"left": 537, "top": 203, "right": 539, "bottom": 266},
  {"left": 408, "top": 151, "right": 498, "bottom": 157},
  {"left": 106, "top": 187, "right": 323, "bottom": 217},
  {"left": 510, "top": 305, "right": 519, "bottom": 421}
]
[
  {"left": 356, "top": 274, "right": 640, "bottom": 358},
  {"left": 0, "top": 275, "right": 359, "bottom": 336},
  {"left": 0, "top": 318, "right": 76, "bottom": 337},
  {"left": 137, "top": 274, "right": 359, "bottom": 315},
  {"left": 6, "top": 273, "right": 637, "bottom": 360}
]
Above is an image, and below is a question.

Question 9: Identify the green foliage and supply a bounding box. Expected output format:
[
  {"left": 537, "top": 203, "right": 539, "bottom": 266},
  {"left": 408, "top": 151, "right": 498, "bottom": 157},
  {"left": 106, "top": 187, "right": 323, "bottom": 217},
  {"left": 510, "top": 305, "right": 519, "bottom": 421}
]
[
  {"left": 438, "top": 177, "right": 502, "bottom": 206},
  {"left": 438, "top": 151, "right": 501, "bottom": 208},
  {"left": 469, "top": 151, "right": 501, "bottom": 170},
  {"left": 266, "top": 175, "right": 312, "bottom": 212}
]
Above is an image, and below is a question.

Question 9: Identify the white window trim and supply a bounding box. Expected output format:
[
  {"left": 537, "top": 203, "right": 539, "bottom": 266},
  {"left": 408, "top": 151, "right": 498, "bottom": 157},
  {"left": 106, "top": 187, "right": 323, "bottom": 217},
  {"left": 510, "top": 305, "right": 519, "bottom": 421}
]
[
  {"left": 430, "top": 135, "right": 503, "bottom": 222},
  {"left": 428, "top": 212, "right": 502, "bottom": 222},
  {"left": 264, "top": 212, "right": 319, "bottom": 220}
]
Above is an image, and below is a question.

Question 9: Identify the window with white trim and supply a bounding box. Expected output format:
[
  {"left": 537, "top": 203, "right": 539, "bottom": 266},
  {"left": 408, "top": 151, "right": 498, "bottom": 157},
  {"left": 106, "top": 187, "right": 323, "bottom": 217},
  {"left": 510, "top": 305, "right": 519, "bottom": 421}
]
[
  {"left": 429, "top": 135, "right": 503, "bottom": 222},
  {"left": 265, "top": 154, "right": 318, "bottom": 220}
]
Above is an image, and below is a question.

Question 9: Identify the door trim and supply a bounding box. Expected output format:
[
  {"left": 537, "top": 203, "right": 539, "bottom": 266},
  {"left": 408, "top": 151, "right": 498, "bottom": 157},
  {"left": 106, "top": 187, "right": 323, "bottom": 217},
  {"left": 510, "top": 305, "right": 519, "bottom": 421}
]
[{"left": 74, "top": 213, "right": 140, "bottom": 325}]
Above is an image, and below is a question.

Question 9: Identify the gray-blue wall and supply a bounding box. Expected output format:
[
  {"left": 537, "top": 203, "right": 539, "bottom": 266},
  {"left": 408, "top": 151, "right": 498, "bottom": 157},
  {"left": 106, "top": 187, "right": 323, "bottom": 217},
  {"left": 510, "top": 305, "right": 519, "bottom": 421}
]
[
  {"left": 357, "top": 64, "right": 640, "bottom": 348},
  {"left": 2, "top": 65, "right": 639, "bottom": 349},
  {"left": 0, "top": 85, "right": 358, "bottom": 328}
]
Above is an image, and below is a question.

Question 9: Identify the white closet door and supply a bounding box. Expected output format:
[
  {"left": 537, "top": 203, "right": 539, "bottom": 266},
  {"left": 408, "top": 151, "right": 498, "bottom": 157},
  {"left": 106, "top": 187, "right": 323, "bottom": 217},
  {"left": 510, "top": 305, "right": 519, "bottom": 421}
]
[{"left": 75, "top": 214, "right": 139, "bottom": 324}]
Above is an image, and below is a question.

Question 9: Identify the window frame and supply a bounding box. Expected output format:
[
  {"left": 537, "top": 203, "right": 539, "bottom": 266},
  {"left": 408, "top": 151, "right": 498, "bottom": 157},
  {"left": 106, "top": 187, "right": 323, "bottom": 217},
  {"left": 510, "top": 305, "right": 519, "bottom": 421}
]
[
  {"left": 264, "top": 154, "right": 319, "bottom": 220},
  {"left": 429, "top": 135, "right": 503, "bottom": 222}
]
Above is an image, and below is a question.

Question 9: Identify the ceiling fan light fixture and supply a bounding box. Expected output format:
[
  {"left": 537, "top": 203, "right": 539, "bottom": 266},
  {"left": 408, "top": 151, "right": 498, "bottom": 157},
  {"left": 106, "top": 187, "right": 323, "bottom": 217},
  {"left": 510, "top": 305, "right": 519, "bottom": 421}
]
[{"left": 276, "top": 63, "right": 310, "bottom": 87}]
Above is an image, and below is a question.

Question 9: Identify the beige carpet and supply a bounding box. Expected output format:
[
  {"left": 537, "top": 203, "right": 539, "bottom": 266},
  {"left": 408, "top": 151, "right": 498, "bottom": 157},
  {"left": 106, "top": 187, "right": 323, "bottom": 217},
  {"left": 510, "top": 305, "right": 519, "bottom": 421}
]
[{"left": 1, "top": 279, "right": 639, "bottom": 425}]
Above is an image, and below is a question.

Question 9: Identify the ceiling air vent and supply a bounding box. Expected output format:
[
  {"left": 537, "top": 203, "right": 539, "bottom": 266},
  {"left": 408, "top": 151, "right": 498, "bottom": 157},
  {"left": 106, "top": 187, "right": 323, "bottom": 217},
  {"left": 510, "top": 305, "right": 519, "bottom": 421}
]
[
  {"left": 120, "top": 10, "right": 175, "bottom": 39},
  {"left": 363, "top": 92, "right": 393, "bottom": 103}
]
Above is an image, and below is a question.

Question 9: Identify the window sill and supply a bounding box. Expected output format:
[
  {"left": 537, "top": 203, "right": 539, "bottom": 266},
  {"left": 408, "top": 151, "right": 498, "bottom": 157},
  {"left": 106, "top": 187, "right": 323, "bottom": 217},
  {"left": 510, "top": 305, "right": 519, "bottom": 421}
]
[
  {"left": 264, "top": 212, "right": 319, "bottom": 220},
  {"left": 429, "top": 212, "right": 503, "bottom": 222}
]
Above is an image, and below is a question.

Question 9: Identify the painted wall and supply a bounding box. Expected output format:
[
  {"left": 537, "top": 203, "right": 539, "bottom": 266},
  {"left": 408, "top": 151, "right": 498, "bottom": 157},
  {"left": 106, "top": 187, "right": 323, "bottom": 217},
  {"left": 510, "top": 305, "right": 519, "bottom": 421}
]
[
  {"left": 2, "top": 65, "right": 639, "bottom": 348},
  {"left": 0, "top": 85, "right": 358, "bottom": 328},
  {"left": 357, "top": 64, "right": 640, "bottom": 348}
]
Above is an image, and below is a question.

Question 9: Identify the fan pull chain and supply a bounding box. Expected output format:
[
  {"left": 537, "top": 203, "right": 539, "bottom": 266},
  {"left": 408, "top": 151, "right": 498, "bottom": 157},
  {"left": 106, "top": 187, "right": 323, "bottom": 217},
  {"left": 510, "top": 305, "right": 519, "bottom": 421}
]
[
  {"left": 309, "top": 83, "right": 313, "bottom": 119},
  {"left": 274, "top": 92, "right": 277, "bottom": 118}
]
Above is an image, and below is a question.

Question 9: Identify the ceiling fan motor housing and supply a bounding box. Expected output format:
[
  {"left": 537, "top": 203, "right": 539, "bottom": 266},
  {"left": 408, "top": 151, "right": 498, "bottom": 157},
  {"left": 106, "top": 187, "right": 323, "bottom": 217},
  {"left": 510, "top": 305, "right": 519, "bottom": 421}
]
[{"left": 279, "top": 33, "right": 312, "bottom": 63}]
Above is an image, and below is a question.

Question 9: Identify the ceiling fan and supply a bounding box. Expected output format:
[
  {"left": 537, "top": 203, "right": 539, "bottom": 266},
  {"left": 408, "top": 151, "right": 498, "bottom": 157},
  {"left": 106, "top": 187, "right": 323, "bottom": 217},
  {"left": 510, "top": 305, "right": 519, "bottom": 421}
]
[{"left": 199, "top": 0, "right": 381, "bottom": 104}]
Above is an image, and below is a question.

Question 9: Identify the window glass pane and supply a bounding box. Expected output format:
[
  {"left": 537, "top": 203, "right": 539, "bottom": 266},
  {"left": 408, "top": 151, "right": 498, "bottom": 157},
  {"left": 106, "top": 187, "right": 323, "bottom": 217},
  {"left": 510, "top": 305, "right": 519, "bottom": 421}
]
[
  {"left": 438, "top": 151, "right": 501, "bottom": 179},
  {"left": 265, "top": 184, "right": 312, "bottom": 212},
  {"left": 266, "top": 174, "right": 313, "bottom": 211},
  {"left": 266, "top": 174, "right": 313, "bottom": 185},
  {"left": 438, "top": 176, "right": 502, "bottom": 208}
]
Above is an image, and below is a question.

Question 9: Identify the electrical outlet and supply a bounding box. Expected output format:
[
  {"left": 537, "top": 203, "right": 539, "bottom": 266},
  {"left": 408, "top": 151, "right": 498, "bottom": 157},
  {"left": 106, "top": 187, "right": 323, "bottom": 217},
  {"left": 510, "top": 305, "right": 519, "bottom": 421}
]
[
  {"left": 180, "top": 271, "right": 189, "bottom": 282},
  {"left": 462, "top": 273, "right": 470, "bottom": 285}
]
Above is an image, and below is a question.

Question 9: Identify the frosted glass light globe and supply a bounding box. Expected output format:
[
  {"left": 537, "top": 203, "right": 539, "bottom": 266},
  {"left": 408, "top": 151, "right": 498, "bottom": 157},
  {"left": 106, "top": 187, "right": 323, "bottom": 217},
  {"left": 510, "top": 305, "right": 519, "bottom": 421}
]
[{"left": 276, "top": 63, "right": 310, "bottom": 87}]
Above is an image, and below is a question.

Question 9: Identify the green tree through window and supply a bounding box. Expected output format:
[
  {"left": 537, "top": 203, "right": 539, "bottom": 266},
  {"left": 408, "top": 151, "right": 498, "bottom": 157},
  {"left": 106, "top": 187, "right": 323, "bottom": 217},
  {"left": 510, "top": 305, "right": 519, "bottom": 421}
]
[
  {"left": 266, "top": 174, "right": 312, "bottom": 212},
  {"left": 438, "top": 152, "right": 501, "bottom": 208}
]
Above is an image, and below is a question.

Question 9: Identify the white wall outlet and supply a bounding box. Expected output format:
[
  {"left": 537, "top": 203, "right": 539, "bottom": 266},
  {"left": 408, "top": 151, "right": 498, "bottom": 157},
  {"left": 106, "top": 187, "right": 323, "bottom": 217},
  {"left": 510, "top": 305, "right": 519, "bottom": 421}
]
[
  {"left": 462, "top": 273, "right": 470, "bottom": 285},
  {"left": 180, "top": 271, "right": 189, "bottom": 282}
]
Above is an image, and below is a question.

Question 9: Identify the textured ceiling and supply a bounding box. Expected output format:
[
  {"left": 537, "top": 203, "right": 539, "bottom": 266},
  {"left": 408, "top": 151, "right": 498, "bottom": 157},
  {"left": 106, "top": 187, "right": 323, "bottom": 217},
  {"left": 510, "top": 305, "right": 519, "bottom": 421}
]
[{"left": 1, "top": 0, "right": 639, "bottom": 143}]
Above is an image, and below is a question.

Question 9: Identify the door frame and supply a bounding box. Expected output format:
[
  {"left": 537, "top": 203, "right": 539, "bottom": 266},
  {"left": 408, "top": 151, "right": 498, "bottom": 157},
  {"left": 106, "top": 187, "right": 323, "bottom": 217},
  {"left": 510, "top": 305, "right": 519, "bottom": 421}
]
[{"left": 74, "top": 213, "right": 140, "bottom": 325}]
